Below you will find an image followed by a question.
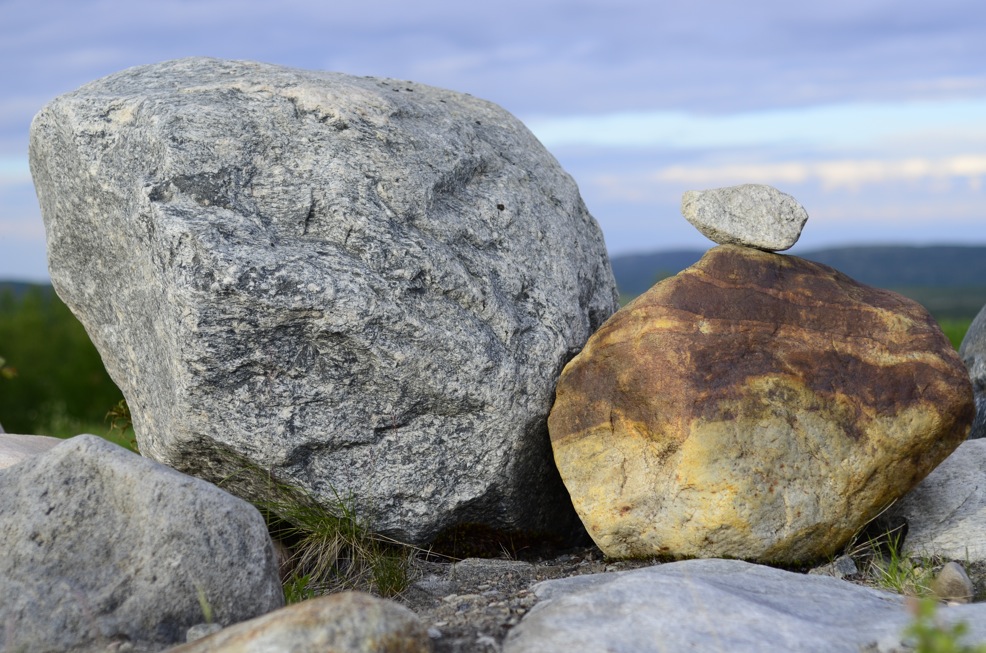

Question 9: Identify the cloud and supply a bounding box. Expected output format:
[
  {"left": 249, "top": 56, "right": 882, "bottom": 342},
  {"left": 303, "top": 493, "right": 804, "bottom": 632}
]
[
  {"left": 526, "top": 97, "right": 986, "bottom": 151},
  {"left": 6, "top": 0, "right": 986, "bottom": 117},
  {"left": 589, "top": 155, "right": 986, "bottom": 203}
]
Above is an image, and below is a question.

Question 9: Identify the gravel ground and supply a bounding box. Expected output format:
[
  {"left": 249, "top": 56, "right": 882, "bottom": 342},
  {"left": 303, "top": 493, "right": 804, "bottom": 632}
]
[{"left": 391, "top": 545, "right": 986, "bottom": 653}]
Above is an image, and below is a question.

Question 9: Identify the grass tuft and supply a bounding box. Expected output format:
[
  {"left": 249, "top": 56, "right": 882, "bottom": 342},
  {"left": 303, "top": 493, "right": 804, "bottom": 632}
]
[
  {"left": 848, "top": 524, "right": 936, "bottom": 597},
  {"left": 256, "top": 478, "right": 416, "bottom": 601}
]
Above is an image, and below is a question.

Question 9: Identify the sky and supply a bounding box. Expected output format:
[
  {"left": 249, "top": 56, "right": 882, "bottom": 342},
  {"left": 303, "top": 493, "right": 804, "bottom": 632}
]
[{"left": 2, "top": 0, "right": 985, "bottom": 281}]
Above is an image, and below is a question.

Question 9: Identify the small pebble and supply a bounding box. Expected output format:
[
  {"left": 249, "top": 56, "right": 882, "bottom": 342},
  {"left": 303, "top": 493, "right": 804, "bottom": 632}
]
[
  {"left": 186, "top": 622, "right": 223, "bottom": 642},
  {"left": 931, "top": 561, "right": 974, "bottom": 603}
]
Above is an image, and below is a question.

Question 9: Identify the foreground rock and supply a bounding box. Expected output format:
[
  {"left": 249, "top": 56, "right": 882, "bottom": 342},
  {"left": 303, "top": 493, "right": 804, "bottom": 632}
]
[
  {"left": 30, "top": 57, "right": 617, "bottom": 545},
  {"left": 503, "top": 559, "right": 986, "bottom": 653},
  {"left": 0, "top": 432, "right": 62, "bottom": 469},
  {"left": 0, "top": 435, "right": 283, "bottom": 652},
  {"left": 550, "top": 244, "right": 974, "bottom": 563},
  {"left": 167, "top": 593, "right": 429, "bottom": 653},
  {"left": 960, "top": 302, "right": 986, "bottom": 439},
  {"left": 681, "top": 184, "right": 809, "bottom": 251},
  {"left": 889, "top": 439, "right": 986, "bottom": 563},
  {"left": 932, "top": 561, "right": 975, "bottom": 603}
]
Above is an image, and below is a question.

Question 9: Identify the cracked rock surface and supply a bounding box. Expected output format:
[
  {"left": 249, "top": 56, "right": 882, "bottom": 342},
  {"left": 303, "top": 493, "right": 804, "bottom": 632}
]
[{"left": 30, "top": 57, "right": 617, "bottom": 546}]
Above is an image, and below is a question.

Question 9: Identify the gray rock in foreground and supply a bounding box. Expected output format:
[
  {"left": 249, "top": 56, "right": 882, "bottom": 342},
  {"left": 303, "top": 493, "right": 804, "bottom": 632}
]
[
  {"left": 30, "top": 57, "right": 618, "bottom": 545},
  {"left": 503, "top": 559, "right": 986, "bottom": 653},
  {"left": 0, "top": 432, "right": 63, "bottom": 469},
  {"left": 0, "top": 435, "right": 283, "bottom": 652},
  {"left": 960, "top": 303, "right": 986, "bottom": 439},
  {"left": 889, "top": 439, "right": 986, "bottom": 562},
  {"left": 681, "top": 184, "right": 809, "bottom": 251}
]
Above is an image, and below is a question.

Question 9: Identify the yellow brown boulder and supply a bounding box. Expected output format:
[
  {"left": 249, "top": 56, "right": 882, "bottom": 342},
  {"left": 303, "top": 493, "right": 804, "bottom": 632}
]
[{"left": 549, "top": 244, "right": 975, "bottom": 564}]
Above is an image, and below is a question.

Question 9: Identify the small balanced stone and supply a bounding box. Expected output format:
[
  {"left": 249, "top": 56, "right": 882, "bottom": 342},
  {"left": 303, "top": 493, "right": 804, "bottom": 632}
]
[{"left": 681, "top": 183, "right": 809, "bottom": 251}]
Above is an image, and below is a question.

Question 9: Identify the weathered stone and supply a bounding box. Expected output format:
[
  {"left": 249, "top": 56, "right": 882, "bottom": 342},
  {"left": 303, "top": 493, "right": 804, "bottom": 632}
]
[
  {"left": 808, "top": 555, "right": 858, "bottom": 580},
  {"left": 681, "top": 184, "right": 808, "bottom": 251},
  {"left": 187, "top": 624, "right": 224, "bottom": 643},
  {"left": 0, "top": 434, "right": 283, "bottom": 652},
  {"left": 503, "top": 559, "right": 986, "bottom": 653},
  {"left": 960, "top": 302, "right": 986, "bottom": 439},
  {"left": 0, "top": 432, "right": 63, "bottom": 469},
  {"left": 889, "top": 439, "right": 986, "bottom": 562},
  {"left": 549, "top": 244, "right": 974, "bottom": 563},
  {"left": 30, "top": 57, "right": 617, "bottom": 546},
  {"left": 166, "top": 592, "right": 430, "bottom": 653},
  {"left": 932, "top": 561, "right": 975, "bottom": 603}
]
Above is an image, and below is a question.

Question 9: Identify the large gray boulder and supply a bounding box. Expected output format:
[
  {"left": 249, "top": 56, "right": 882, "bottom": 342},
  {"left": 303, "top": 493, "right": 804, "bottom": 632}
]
[
  {"left": 888, "top": 439, "right": 986, "bottom": 562},
  {"left": 960, "top": 303, "right": 986, "bottom": 439},
  {"left": 0, "top": 434, "right": 283, "bottom": 652},
  {"left": 504, "top": 559, "right": 986, "bottom": 653},
  {"left": 29, "top": 57, "right": 618, "bottom": 545}
]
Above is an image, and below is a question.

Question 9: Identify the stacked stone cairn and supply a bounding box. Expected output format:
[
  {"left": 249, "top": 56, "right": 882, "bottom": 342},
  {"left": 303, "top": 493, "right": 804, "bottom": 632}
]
[
  {"left": 8, "top": 54, "right": 986, "bottom": 651},
  {"left": 549, "top": 183, "right": 975, "bottom": 564}
]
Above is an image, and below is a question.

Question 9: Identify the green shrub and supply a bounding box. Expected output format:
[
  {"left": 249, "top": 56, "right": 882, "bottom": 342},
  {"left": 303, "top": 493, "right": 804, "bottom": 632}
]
[
  {"left": 904, "top": 598, "right": 986, "bottom": 653},
  {"left": 0, "top": 286, "right": 124, "bottom": 435}
]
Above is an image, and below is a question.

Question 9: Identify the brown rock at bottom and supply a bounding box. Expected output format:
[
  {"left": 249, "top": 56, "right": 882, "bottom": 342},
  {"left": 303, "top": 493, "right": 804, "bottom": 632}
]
[
  {"left": 549, "top": 244, "right": 975, "bottom": 564},
  {"left": 166, "top": 592, "right": 431, "bottom": 653},
  {"left": 932, "top": 562, "right": 975, "bottom": 603}
]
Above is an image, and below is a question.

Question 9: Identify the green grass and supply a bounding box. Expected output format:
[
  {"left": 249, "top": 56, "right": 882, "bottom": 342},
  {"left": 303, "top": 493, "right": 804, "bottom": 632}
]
[
  {"left": 253, "top": 477, "right": 417, "bottom": 602},
  {"left": 26, "top": 398, "right": 139, "bottom": 452},
  {"left": 938, "top": 318, "right": 973, "bottom": 351},
  {"left": 867, "top": 529, "right": 936, "bottom": 597}
]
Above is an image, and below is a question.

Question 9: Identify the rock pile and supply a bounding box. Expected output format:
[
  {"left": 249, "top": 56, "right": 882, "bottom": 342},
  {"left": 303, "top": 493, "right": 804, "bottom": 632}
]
[
  {"left": 29, "top": 57, "right": 617, "bottom": 547},
  {"left": 4, "top": 428, "right": 985, "bottom": 653},
  {"left": 549, "top": 184, "right": 974, "bottom": 563},
  {"left": 18, "top": 57, "right": 986, "bottom": 651}
]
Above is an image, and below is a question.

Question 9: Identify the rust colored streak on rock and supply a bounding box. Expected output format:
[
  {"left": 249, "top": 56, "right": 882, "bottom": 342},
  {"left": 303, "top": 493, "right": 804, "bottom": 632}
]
[{"left": 550, "top": 244, "right": 973, "bottom": 448}]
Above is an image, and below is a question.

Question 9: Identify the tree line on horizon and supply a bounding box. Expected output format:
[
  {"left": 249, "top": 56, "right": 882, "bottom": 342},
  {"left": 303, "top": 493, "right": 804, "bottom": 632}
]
[{"left": 0, "top": 285, "right": 123, "bottom": 436}]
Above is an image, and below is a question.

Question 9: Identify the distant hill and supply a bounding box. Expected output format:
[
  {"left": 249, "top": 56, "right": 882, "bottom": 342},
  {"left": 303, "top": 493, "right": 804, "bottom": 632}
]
[
  {"left": 4, "top": 244, "right": 986, "bottom": 317},
  {"left": 610, "top": 245, "right": 986, "bottom": 320},
  {"left": 0, "top": 281, "right": 54, "bottom": 300},
  {"left": 799, "top": 246, "right": 986, "bottom": 289}
]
